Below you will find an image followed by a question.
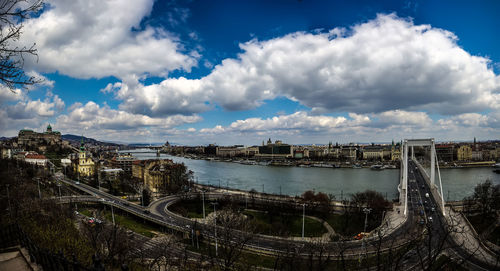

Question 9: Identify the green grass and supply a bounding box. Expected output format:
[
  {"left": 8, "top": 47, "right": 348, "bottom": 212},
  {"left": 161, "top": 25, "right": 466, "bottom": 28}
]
[
  {"left": 101, "top": 210, "right": 157, "bottom": 238},
  {"left": 79, "top": 209, "right": 93, "bottom": 217},
  {"left": 170, "top": 199, "right": 214, "bottom": 218},
  {"left": 79, "top": 208, "right": 157, "bottom": 238},
  {"left": 325, "top": 212, "right": 383, "bottom": 237},
  {"left": 243, "top": 210, "right": 327, "bottom": 237}
]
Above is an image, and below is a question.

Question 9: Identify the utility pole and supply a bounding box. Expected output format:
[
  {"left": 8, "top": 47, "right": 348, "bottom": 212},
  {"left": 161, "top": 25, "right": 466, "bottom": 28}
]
[
  {"left": 202, "top": 191, "right": 206, "bottom": 219},
  {"left": 111, "top": 205, "right": 115, "bottom": 225},
  {"left": 302, "top": 203, "right": 306, "bottom": 238},
  {"left": 358, "top": 207, "right": 371, "bottom": 265},
  {"left": 211, "top": 202, "right": 219, "bottom": 256},
  {"left": 6, "top": 184, "right": 11, "bottom": 217},
  {"left": 35, "top": 178, "right": 41, "bottom": 199},
  {"left": 57, "top": 181, "right": 62, "bottom": 199}
]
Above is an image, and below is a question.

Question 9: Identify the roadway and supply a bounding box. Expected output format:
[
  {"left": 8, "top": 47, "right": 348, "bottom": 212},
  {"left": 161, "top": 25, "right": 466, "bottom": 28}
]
[{"left": 409, "top": 160, "right": 499, "bottom": 270}]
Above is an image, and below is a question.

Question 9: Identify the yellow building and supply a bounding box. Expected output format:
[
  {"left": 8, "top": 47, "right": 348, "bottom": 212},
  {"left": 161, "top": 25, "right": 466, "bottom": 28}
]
[
  {"left": 132, "top": 159, "right": 187, "bottom": 195},
  {"left": 72, "top": 138, "right": 95, "bottom": 177},
  {"left": 457, "top": 145, "right": 472, "bottom": 161}
]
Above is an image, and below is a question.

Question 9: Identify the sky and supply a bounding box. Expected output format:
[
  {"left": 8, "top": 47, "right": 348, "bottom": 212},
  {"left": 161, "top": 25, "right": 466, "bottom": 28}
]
[{"left": 1, "top": 0, "right": 500, "bottom": 145}]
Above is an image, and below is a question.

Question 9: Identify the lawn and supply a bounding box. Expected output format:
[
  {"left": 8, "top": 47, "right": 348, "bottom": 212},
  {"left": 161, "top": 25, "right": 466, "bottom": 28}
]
[
  {"left": 79, "top": 208, "right": 158, "bottom": 238},
  {"left": 325, "top": 212, "right": 382, "bottom": 237},
  {"left": 170, "top": 199, "right": 215, "bottom": 218},
  {"left": 243, "top": 210, "right": 327, "bottom": 237},
  {"left": 101, "top": 210, "right": 158, "bottom": 238}
]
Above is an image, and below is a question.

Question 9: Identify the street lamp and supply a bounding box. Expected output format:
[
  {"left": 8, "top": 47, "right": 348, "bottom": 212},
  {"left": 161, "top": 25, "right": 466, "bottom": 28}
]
[
  {"left": 57, "top": 181, "right": 62, "bottom": 199},
  {"left": 211, "top": 202, "right": 219, "bottom": 256},
  {"left": 202, "top": 191, "right": 206, "bottom": 219},
  {"left": 358, "top": 207, "right": 372, "bottom": 264},
  {"left": 33, "top": 177, "right": 41, "bottom": 199},
  {"left": 302, "top": 203, "right": 306, "bottom": 238}
]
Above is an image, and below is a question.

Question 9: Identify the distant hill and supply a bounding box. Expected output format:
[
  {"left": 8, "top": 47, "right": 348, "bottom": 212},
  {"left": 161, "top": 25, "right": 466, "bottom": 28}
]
[{"left": 62, "top": 134, "right": 123, "bottom": 147}]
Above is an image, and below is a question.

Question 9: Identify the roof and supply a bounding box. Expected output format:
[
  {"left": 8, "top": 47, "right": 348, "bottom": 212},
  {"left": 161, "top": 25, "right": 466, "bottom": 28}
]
[{"left": 25, "top": 154, "right": 47, "bottom": 160}]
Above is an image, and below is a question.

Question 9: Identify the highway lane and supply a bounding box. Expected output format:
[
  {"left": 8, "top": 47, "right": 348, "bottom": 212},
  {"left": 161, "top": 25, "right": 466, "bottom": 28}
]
[{"left": 409, "top": 160, "right": 499, "bottom": 270}]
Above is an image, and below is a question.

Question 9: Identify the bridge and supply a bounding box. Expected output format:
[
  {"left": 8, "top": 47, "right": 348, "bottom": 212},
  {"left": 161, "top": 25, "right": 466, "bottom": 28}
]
[
  {"left": 400, "top": 138, "right": 499, "bottom": 269},
  {"left": 400, "top": 138, "right": 446, "bottom": 217}
]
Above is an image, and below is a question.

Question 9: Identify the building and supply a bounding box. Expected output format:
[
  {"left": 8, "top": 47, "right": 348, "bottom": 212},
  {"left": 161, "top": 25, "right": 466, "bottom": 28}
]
[
  {"left": 110, "top": 153, "right": 136, "bottom": 175},
  {"left": 435, "top": 144, "right": 455, "bottom": 162},
  {"left": 24, "top": 153, "right": 48, "bottom": 166},
  {"left": 255, "top": 139, "right": 293, "bottom": 160},
  {"left": 132, "top": 159, "right": 187, "bottom": 195},
  {"left": 362, "top": 145, "right": 385, "bottom": 160},
  {"left": 72, "top": 138, "right": 95, "bottom": 177},
  {"left": 340, "top": 145, "right": 357, "bottom": 161},
  {"left": 457, "top": 145, "right": 472, "bottom": 161},
  {"left": 99, "top": 168, "right": 123, "bottom": 182},
  {"left": 391, "top": 141, "right": 401, "bottom": 161},
  {"left": 216, "top": 145, "right": 247, "bottom": 158},
  {"left": 17, "top": 124, "right": 61, "bottom": 148}
]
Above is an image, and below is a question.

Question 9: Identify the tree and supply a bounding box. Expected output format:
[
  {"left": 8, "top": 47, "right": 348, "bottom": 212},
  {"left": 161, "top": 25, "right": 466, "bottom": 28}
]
[
  {"left": 472, "top": 179, "right": 500, "bottom": 220},
  {"left": 0, "top": 0, "right": 43, "bottom": 90}
]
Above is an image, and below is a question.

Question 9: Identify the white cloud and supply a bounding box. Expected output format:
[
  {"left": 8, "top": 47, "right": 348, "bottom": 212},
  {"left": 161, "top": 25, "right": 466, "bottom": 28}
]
[
  {"left": 21, "top": 0, "right": 198, "bottom": 79},
  {"left": 5, "top": 95, "right": 64, "bottom": 119},
  {"left": 53, "top": 101, "right": 202, "bottom": 140},
  {"left": 114, "top": 13, "right": 500, "bottom": 117}
]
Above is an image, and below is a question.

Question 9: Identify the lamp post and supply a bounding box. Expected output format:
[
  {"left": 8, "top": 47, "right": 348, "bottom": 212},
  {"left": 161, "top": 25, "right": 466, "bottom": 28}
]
[
  {"left": 34, "top": 177, "right": 41, "bottom": 199},
  {"left": 202, "top": 191, "right": 206, "bottom": 219},
  {"left": 57, "top": 181, "right": 62, "bottom": 199},
  {"left": 211, "top": 202, "right": 219, "bottom": 256},
  {"left": 6, "top": 184, "right": 11, "bottom": 217},
  {"left": 111, "top": 205, "right": 115, "bottom": 225},
  {"left": 302, "top": 203, "right": 306, "bottom": 238},
  {"left": 358, "top": 207, "right": 371, "bottom": 264}
]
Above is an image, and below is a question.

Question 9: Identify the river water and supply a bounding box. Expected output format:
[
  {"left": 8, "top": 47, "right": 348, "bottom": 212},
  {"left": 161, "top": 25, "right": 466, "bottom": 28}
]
[{"left": 120, "top": 150, "right": 500, "bottom": 201}]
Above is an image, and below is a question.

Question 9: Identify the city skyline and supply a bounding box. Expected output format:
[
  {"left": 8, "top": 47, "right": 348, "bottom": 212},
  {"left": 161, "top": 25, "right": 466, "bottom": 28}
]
[{"left": 1, "top": 0, "right": 500, "bottom": 145}]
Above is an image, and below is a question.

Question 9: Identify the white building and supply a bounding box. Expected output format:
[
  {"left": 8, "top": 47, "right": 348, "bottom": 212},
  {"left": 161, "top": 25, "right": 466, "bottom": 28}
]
[{"left": 25, "top": 154, "right": 48, "bottom": 166}]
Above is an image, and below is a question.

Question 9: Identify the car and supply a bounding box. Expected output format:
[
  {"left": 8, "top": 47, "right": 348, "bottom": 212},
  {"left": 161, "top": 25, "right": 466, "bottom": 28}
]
[
  {"left": 428, "top": 216, "right": 433, "bottom": 222},
  {"left": 431, "top": 207, "right": 435, "bottom": 212},
  {"left": 425, "top": 193, "right": 429, "bottom": 198},
  {"left": 75, "top": 181, "right": 80, "bottom": 185},
  {"left": 419, "top": 219, "right": 425, "bottom": 225}
]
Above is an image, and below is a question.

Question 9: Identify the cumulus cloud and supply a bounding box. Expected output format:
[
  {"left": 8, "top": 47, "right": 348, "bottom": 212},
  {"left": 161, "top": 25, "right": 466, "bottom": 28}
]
[
  {"left": 54, "top": 101, "right": 201, "bottom": 133},
  {"left": 4, "top": 94, "right": 64, "bottom": 119},
  {"left": 114, "top": 13, "right": 500, "bottom": 117},
  {"left": 21, "top": 0, "right": 198, "bottom": 79}
]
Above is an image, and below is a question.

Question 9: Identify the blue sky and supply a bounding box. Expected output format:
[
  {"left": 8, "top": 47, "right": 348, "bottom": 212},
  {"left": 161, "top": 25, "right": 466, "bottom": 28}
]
[{"left": 1, "top": 0, "right": 499, "bottom": 145}]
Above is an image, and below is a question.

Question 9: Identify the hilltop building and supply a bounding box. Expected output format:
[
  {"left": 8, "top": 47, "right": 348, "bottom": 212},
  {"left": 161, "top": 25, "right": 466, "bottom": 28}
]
[{"left": 17, "top": 124, "right": 62, "bottom": 149}]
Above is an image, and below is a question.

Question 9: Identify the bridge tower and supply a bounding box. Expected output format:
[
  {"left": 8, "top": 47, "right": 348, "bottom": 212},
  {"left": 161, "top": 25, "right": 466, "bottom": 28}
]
[{"left": 401, "top": 138, "right": 446, "bottom": 217}]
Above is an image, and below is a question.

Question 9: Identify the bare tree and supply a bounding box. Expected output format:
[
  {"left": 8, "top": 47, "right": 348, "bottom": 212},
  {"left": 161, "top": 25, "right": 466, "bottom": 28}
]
[
  {"left": 208, "top": 207, "right": 255, "bottom": 271},
  {"left": 0, "top": 0, "right": 43, "bottom": 90}
]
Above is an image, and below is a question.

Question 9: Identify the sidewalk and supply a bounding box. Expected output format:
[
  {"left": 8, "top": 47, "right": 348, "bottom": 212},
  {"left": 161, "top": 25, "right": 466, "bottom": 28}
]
[{"left": 446, "top": 208, "right": 499, "bottom": 267}]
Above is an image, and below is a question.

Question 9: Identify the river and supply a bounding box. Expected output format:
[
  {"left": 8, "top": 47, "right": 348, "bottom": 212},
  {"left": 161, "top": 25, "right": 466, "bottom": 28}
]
[{"left": 120, "top": 149, "right": 500, "bottom": 201}]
